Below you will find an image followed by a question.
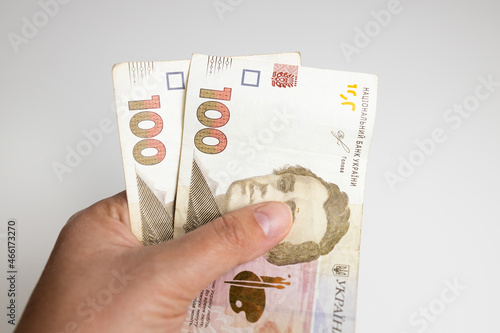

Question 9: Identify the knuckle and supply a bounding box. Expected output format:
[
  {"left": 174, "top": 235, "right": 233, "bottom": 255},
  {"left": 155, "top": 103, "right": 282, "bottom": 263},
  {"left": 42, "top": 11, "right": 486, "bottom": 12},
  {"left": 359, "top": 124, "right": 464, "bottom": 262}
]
[
  {"left": 59, "top": 209, "right": 84, "bottom": 236},
  {"left": 211, "top": 212, "right": 252, "bottom": 251}
]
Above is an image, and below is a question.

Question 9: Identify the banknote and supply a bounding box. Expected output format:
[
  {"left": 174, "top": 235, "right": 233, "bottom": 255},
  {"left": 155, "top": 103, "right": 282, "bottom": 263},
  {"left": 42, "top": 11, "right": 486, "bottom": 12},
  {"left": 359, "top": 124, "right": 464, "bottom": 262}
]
[
  {"left": 112, "top": 53, "right": 301, "bottom": 245},
  {"left": 174, "top": 54, "right": 377, "bottom": 331}
]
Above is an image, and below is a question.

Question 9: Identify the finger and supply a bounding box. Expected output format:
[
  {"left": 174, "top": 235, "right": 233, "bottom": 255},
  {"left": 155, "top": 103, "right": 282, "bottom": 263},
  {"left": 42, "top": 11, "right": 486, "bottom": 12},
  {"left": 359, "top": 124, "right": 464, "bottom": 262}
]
[
  {"left": 150, "top": 201, "right": 292, "bottom": 299},
  {"left": 60, "top": 191, "right": 139, "bottom": 250},
  {"left": 93, "top": 191, "right": 129, "bottom": 225},
  {"left": 66, "top": 191, "right": 129, "bottom": 225}
]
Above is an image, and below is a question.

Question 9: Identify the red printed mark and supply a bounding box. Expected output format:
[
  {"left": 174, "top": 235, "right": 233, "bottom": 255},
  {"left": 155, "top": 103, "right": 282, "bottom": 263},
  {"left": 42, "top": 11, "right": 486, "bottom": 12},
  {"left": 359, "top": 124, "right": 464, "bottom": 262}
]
[{"left": 271, "top": 64, "right": 298, "bottom": 88}]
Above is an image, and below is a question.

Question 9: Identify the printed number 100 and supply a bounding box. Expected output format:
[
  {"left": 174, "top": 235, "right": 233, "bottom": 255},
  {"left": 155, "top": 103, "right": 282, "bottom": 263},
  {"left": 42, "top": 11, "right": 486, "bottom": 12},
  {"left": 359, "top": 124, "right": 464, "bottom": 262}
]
[
  {"left": 194, "top": 87, "right": 232, "bottom": 154},
  {"left": 128, "top": 95, "right": 166, "bottom": 165}
]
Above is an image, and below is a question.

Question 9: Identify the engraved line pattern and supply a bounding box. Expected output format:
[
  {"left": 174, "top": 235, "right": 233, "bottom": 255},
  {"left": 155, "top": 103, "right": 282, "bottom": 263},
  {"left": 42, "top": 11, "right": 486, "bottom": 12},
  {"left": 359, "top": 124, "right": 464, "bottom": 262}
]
[
  {"left": 206, "top": 55, "right": 232, "bottom": 76},
  {"left": 137, "top": 174, "right": 174, "bottom": 245},
  {"left": 184, "top": 159, "right": 222, "bottom": 232},
  {"left": 129, "top": 61, "right": 155, "bottom": 85}
]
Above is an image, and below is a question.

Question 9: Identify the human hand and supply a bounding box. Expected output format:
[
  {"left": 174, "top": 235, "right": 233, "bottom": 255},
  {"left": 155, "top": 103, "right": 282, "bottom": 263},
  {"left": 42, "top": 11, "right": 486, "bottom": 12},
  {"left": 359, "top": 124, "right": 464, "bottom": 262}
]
[{"left": 15, "top": 191, "right": 292, "bottom": 333}]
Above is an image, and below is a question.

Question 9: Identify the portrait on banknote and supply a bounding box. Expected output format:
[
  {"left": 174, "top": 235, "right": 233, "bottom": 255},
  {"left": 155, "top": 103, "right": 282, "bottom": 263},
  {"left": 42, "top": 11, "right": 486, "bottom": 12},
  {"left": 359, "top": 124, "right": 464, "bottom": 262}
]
[{"left": 183, "top": 158, "right": 350, "bottom": 266}]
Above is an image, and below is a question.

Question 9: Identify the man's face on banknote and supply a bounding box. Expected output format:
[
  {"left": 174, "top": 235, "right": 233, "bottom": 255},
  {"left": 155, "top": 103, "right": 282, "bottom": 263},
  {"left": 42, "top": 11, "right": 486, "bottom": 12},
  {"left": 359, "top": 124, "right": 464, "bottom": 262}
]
[{"left": 223, "top": 172, "right": 329, "bottom": 245}]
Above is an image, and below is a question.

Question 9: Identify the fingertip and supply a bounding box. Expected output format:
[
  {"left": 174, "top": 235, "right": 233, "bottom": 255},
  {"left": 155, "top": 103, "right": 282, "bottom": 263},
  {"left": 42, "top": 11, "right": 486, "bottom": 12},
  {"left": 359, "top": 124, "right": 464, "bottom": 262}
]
[{"left": 253, "top": 201, "right": 293, "bottom": 240}]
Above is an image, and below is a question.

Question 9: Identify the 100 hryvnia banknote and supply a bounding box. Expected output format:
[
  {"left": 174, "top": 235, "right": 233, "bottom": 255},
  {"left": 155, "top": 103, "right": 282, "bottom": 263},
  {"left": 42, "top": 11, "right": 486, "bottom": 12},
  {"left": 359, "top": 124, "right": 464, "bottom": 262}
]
[{"left": 172, "top": 54, "right": 377, "bottom": 332}]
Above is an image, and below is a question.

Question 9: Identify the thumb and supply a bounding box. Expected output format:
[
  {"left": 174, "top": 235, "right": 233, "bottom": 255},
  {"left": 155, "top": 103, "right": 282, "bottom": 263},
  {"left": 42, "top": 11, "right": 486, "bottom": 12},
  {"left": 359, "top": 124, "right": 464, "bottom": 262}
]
[{"left": 151, "top": 201, "right": 292, "bottom": 299}]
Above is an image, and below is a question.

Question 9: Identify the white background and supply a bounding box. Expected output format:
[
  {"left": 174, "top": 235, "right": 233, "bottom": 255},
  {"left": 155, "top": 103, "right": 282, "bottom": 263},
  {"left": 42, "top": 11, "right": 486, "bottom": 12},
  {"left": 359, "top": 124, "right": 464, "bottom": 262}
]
[{"left": 1, "top": 0, "right": 499, "bottom": 332}]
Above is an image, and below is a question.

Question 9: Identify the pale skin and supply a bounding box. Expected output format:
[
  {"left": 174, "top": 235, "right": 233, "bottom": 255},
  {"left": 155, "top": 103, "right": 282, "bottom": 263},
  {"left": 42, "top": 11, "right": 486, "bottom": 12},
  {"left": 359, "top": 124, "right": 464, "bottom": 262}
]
[{"left": 15, "top": 191, "right": 292, "bottom": 333}]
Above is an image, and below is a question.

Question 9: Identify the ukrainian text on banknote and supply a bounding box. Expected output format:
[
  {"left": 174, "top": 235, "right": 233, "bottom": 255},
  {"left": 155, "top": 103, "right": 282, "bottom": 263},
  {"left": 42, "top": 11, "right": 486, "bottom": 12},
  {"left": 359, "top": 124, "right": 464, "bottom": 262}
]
[
  {"left": 112, "top": 53, "right": 300, "bottom": 245},
  {"left": 174, "top": 54, "right": 377, "bottom": 332}
]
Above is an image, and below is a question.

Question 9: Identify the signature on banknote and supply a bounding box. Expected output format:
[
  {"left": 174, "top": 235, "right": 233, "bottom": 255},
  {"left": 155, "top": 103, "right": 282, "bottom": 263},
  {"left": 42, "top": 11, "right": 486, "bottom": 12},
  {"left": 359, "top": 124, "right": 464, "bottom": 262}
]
[{"left": 331, "top": 130, "right": 350, "bottom": 153}]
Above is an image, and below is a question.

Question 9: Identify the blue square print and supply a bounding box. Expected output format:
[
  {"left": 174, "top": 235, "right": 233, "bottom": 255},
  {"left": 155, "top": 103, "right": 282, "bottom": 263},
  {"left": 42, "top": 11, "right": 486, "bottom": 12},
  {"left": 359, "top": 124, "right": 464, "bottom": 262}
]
[
  {"left": 241, "top": 69, "right": 260, "bottom": 87},
  {"left": 166, "top": 72, "right": 185, "bottom": 90}
]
